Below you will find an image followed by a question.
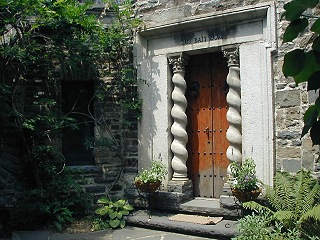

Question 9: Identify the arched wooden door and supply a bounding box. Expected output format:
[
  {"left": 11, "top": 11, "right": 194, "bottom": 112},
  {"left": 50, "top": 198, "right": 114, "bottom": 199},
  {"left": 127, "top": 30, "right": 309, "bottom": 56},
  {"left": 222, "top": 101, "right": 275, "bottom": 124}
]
[{"left": 186, "top": 51, "right": 229, "bottom": 198}]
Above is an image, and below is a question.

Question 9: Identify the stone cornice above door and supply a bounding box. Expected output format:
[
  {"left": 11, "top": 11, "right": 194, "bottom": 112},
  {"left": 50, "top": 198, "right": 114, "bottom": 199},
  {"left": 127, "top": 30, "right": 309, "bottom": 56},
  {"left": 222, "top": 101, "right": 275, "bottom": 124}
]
[
  {"left": 136, "top": 2, "right": 277, "bottom": 58},
  {"left": 138, "top": 2, "right": 276, "bottom": 46}
]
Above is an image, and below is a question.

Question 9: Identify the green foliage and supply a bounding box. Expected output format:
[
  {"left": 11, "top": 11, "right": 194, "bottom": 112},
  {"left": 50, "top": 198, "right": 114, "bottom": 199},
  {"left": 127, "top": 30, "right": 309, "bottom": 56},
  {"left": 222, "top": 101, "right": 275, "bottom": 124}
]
[
  {"left": 92, "top": 197, "right": 134, "bottom": 230},
  {"left": 0, "top": 0, "right": 142, "bottom": 230},
  {"left": 232, "top": 211, "right": 271, "bottom": 240},
  {"left": 282, "top": 0, "right": 320, "bottom": 145},
  {"left": 135, "top": 160, "right": 168, "bottom": 183},
  {"left": 229, "top": 158, "right": 259, "bottom": 192},
  {"left": 232, "top": 210, "right": 302, "bottom": 240},
  {"left": 243, "top": 170, "right": 320, "bottom": 239},
  {"left": 13, "top": 168, "right": 91, "bottom": 231}
]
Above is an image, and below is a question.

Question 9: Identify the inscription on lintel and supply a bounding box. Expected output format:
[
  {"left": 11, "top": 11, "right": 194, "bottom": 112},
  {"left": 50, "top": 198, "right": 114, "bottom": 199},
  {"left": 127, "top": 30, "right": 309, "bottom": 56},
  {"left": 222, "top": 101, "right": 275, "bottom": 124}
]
[{"left": 174, "top": 27, "right": 231, "bottom": 46}]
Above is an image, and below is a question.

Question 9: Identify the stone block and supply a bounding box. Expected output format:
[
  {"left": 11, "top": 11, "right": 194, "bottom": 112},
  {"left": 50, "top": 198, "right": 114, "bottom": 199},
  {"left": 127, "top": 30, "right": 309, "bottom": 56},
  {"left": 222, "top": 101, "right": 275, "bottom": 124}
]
[
  {"left": 68, "top": 165, "right": 101, "bottom": 174},
  {"left": 94, "top": 148, "right": 111, "bottom": 159},
  {"left": 167, "top": 180, "right": 193, "bottom": 193},
  {"left": 301, "top": 138, "right": 319, "bottom": 152},
  {"left": 277, "top": 146, "right": 301, "bottom": 158},
  {"left": 292, "top": 140, "right": 302, "bottom": 146},
  {"left": 277, "top": 130, "right": 300, "bottom": 140},
  {"left": 283, "top": 159, "right": 301, "bottom": 173},
  {"left": 143, "top": 5, "right": 192, "bottom": 23},
  {"left": 124, "top": 167, "right": 138, "bottom": 173},
  {"left": 219, "top": 195, "right": 241, "bottom": 209},
  {"left": 220, "top": 182, "right": 231, "bottom": 194},
  {"left": 276, "top": 89, "right": 300, "bottom": 108},
  {"left": 277, "top": 139, "right": 288, "bottom": 147},
  {"left": 302, "top": 151, "right": 315, "bottom": 171},
  {"left": 85, "top": 185, "right": 106, "bottom": 194},
  {"left": 286, "top": 107, "right": 301, "bottom": 121},
  {"left": 151, "top": 191, "right": 193, "bottom": 210},
  {"left": 308, "top": 89, "right": 319, "bottom": 103}
]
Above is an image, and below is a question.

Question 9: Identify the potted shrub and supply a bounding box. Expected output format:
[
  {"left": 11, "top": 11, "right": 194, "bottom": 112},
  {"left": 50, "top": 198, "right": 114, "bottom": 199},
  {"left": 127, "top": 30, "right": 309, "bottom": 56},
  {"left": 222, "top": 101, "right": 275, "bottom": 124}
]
[
  {"left": 134, "top": 160, "right": 168, "bottom": 193},
  {"left": 229, "top": 158, "right": 261, "bottom": 202}
]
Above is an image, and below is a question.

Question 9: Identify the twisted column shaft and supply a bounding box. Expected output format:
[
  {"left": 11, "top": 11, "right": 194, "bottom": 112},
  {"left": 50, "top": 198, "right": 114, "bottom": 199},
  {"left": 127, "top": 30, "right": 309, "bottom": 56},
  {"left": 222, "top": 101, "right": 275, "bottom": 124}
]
[
  {"left": 168, "top": 53, "right": 189, "bottom": 181},
  {"left": 223, "top": 47, "right": 242, "bottom": 166}
]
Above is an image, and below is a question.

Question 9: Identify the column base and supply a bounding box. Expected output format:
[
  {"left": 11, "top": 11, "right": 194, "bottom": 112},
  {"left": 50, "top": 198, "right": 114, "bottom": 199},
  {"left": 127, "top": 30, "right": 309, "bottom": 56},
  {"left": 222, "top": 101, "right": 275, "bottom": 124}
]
[
  {"left": 171, "top": 177, "right": 189, "bottom": 182},
  {"left": 168, "top": 180, "right": 193, "bottom": 194}
]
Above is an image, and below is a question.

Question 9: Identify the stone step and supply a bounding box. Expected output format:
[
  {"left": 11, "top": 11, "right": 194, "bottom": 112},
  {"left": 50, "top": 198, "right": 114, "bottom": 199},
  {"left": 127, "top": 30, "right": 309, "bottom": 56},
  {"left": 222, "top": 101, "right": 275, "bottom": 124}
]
[
  {"left": 136, "top": 192, "right": 242, "bottom": 220},
  {"left": 179, "top": 197, "right": 242, "bottom": 220},
  {"left": 125, "top": 210, "right": 238, "bottom": 240}
]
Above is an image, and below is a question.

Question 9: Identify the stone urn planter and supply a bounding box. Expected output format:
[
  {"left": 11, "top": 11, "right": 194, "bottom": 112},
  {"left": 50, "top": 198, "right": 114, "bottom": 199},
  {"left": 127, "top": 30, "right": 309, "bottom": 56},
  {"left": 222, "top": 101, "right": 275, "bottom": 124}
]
[
  {"left": 134, "top": 160, "right": 167, "bottom": 193},
  {"left": 229, "top": 158, "right": 262, "bottom": 202},
  {"left": 134, "top": 179, "right": 161, "bottom": 193},
  {"left": 231, "top": 188, "right": 262, "bottom": 202}
]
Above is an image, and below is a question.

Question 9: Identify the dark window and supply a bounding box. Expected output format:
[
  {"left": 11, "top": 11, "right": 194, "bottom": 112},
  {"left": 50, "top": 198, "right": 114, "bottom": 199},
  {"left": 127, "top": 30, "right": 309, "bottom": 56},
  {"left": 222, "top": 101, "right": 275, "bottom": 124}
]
[{"left": 62, "top": 81, "right": 95, "bottom": 165}]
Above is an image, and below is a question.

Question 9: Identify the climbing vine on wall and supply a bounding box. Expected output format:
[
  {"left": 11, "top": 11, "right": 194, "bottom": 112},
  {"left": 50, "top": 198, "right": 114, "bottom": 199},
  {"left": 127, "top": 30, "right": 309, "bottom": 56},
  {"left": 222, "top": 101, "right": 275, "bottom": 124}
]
[{"left": 0, "top": 0, "right": 142, "bottom": 229}]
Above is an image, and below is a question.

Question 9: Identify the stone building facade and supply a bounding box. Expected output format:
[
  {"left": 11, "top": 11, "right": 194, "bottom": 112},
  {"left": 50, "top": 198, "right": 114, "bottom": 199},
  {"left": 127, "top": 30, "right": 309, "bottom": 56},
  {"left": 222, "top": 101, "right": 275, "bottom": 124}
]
[
  {"left": 132, "top": 0, "right": 320, "bottom": 203},
  {"left": 1, "top": 0, "right": 320, "bottom": 212}
]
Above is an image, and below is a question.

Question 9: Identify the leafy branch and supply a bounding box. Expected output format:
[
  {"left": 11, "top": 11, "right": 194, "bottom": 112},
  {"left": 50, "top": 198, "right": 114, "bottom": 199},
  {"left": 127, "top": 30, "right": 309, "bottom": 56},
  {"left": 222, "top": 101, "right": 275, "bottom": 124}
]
[{"left": 282, "top": 0, "right": 320, "bottom": 145}]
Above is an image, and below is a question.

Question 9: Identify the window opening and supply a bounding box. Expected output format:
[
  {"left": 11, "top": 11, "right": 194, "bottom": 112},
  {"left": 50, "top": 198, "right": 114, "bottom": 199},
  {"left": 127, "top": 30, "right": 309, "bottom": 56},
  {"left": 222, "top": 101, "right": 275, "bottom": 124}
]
[{"left": 62, "top": 81, "right": 95, "bottom": 165}]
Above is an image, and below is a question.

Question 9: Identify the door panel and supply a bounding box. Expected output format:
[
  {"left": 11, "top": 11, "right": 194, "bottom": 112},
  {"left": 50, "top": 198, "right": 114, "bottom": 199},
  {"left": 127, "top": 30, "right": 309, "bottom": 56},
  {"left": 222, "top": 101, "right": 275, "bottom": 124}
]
[{"left": 186, "top": 52, "right": 229, "bottom": 198}]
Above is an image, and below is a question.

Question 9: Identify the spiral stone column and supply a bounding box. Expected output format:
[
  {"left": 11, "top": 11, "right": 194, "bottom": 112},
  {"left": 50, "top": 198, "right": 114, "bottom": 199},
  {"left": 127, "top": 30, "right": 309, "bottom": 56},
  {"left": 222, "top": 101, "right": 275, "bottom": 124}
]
[
  {"left": 223, "top": 47, "right": 242, "bottom": 168},
  {"left": 168, "top": 53, "right": 189, "bottom": 181}
]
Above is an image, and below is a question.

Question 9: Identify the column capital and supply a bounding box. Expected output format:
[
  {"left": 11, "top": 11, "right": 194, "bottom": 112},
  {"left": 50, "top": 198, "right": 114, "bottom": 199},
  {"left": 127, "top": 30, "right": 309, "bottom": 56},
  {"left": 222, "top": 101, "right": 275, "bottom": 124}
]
[
  {"left": 222, "top": 46, "right": 239, "bottom": 67},
  {"left": 167, "top": 53, "right": 189, "bottom": 73}
]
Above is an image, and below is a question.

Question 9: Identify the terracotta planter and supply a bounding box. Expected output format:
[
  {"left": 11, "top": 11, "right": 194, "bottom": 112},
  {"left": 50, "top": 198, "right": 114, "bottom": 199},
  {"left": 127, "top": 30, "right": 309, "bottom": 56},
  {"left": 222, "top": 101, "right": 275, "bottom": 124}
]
[
  {"left": 134, "top": 180, "right": 161, "bottom": 193},
  {"left": 231, "top": 188, "right": 261, "bottom": 202}
]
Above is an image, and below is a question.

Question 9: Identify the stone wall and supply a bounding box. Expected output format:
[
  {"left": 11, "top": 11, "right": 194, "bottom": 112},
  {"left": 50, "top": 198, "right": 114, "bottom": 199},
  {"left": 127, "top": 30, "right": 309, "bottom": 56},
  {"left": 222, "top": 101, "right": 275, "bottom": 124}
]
[
  {"left": 2, "top": 0, "right": 320, "bottom": 211},
  {"left": 274, "top": 0, "right": 319, "bottom": 175},
  {"left": 136, "top": 0, "right": 272, "bottom": 27},
  {"left": 134, "top": 0, "right": 320, "bottom": 178}
]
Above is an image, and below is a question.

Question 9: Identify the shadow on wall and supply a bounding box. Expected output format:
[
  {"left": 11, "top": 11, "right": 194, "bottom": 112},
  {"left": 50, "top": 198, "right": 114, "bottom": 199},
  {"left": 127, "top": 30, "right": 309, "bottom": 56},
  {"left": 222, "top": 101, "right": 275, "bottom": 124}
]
[{"left": 137, "top": 49, "right": 162, "bottom": 170}]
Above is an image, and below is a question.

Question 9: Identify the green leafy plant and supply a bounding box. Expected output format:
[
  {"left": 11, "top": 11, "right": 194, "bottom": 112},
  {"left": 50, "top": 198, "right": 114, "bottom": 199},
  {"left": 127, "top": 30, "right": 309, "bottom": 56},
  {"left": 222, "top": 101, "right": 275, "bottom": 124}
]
[
  {"left": 13, "top": 168, "right": 91, "bottom": 232},
  {"left": 232, "top": 210, "right": 271, "bottom": 240},
  {"left": 93, "top": 197, "right": 134, "bottom": 230},
  {"left": 232, "top": 210, "right": 302, "bottom": 240},
  {"left": 135, "top": 160, "right": 168, "bottom": 184},
  {"left": 229, "top": 158, "right": 260, "bottom": 192},
  {"left": 243, "top": 170, "right": 320, "bottom": 239},
  {"left": 282, "top": 0, "right": 320, "bottom": 145}
]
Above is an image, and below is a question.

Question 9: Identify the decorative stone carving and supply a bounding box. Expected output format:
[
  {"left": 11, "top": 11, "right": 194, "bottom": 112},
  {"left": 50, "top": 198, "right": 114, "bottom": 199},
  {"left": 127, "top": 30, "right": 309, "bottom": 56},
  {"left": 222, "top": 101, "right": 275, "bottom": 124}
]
[
  {"left": 223, "top": 47, "right": 242, "bottom": 166},
  {"left": 168, "top": 53, "right": 189, "bottom": 181}
]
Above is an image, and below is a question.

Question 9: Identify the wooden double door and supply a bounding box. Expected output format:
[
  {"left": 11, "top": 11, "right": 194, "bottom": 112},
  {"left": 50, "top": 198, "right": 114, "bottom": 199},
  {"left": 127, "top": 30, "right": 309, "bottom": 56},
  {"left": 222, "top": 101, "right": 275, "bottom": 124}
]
[{"left": 186, "top": 52, "right": 229, "bottom": 198}]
